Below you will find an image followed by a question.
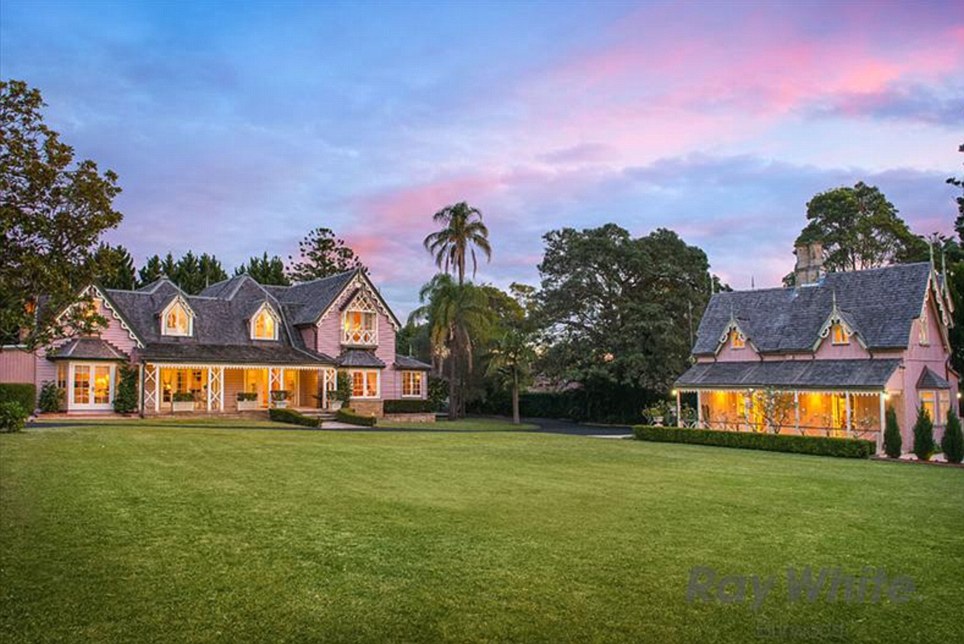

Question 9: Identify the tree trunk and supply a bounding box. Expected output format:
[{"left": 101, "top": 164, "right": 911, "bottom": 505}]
[
  {"left": 512, "top": 372, "right": 520, "bottom": 425},
  {"left": 448, "top": 348, "right": 457, "bottom": 421}
]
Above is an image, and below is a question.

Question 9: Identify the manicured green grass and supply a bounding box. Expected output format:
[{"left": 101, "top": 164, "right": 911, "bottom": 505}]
[{"left": 2, "top": 421, "right": 962, "bottom": 642}]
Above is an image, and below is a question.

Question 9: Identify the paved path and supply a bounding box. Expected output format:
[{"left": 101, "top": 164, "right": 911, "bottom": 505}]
[{"left": 524, "top": 417, "right": 633, "bottom": 437}]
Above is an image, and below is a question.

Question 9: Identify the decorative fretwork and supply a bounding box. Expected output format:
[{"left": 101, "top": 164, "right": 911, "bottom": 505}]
[
  {"left": 144, "top": 364, "right": 158, "bottom": 412},
  {"left": 343, "top": 292, "right": 378, "bottom": 346},
  {"left": 207, "top": 367, "right": 223, "bottom": 412}
]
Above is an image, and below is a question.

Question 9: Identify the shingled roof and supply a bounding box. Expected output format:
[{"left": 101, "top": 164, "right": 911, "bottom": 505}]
[
  {"left": 676, "top": 359, "right": 901, "bottom": 390},
  {"left": 48, "top": 337, "right": 129, "bottom": 361},
  {"left": 693, "top": 263, "right": 936, "bottom": 356}
]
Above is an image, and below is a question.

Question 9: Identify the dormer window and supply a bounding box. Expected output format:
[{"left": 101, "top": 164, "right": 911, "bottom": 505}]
[
  {"left": 731, "top": 330, "right": 745, "bottom": 350},
  {"left": 831, "top": 323, "right": 849, "bottom": 345},
  {"left": 251, "top": 304, "right": 279, "bottom": 341},
  {"left": 162, "top": 300, "right": 193, "bottom": 337},
  {"left": 343, "top": 293, "right": 378, "bottom": 345}
]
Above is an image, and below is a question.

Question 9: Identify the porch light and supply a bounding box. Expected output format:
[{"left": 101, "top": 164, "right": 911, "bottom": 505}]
[
  {"left": 882, "top": 392, "right": 891, "bottom": 401},
  {"left": 957, "top": 392, "right": 962, "bottom": 400},
  {"left": 671, "top": 389, "right": 678, "bottom": 396}
]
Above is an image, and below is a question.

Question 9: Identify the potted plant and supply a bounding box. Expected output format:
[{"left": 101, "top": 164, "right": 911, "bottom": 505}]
[
  {"left": 171, "top": 392, "right": 195, "bottom": 413},
  {"left": 236, "top": 391, "right": 259, "bottom": 411},
  {"left": 270, "top": 389, "right": 290, "bottom": 409},
  {"left": 644, "top": 401, "right": 671, "bottom": 426},
  {"left": 331, "top": 372, "right": 352, "bottom": 412}
]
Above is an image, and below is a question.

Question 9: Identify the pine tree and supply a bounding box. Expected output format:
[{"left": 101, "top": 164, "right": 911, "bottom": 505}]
[
  {"left": 287, "top": 227, "right": 363, "bottom": 282},
  {"left": 138, "top": 255, "right": 164, "bottom": 286},
  {"left": 235, "top": 253, "right": 290, "bottom": 286},
  {"left": 941, "top": 408, "right": 963, "bottom": 464},
  {"left": 884, "top": 406, "right": 902, "bottom": 458},
  {"left": 912, "top": 405, "right": 935, "bottom": 461}
]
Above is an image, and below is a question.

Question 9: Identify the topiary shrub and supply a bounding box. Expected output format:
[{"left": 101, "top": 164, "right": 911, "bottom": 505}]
[
  {"left": 336, "top": 372, "right": 352, "bottom": 406},
  {"left": 941, "top": 408, "right": 963, "bottom": 464},
  {"left": 0, "top": 383, "right": 36, "bottom": 415},
  {"left": 269, "top": 408, "right": 319, "bottom": 428},
  {"left": 38, "top": 380, "right": 65, "bottom": 413},
  {"left": 336, "top": 407, "right": 377, "bottom": 427},
  {"left": 113, "top": 364, "right": 139, "bottom": 414},
  {"left": 912, "top": 405, "right": 935, "bottom": 461},
  {"left": 884, "top": 406, "right": 902, "bottom": 458},
  {"left": 0, "top": 402, "right": 27, "bottom": 433}
]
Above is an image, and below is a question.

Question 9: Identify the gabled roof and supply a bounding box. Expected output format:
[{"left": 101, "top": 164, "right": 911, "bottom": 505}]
[
  {"left": 693, "top": 263, "right": 935, "bottom": 355},
  {"left": 916, "top": 366, "right": 951, "bottom": 390},
  {"left": 395, "top": 355, "right": 432, "bottom": 371},
  {"left": 676, "top": 359, "right": 901, "bottom": 390},
  {"left": 337, "top": 349, "right": 386, "bottom": 368},
  {"left": 48, "top": 337, "right": 129, "bottom": 361}
]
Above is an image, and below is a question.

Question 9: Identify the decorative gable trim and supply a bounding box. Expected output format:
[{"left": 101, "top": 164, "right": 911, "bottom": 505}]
[
  {"left": 715, "top": 313, "right": 756, "bottom": 355},
  {"left": 56, "top": 284, "right": 145, "bottom": 348},
  {"left": 919, "top": 282, "right": 951, "bottom": 351},
  {"left": 316, "top": 270, "right": 401, "bottom": 331},
  {"left": 813, "top": 292, "right": 866, "bottom": 351}
]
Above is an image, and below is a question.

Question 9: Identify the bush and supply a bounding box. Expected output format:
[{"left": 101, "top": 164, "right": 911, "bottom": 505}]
[
  {"left": 236, "top": 392, "right": 258, "bottom": 401},
  {"left": 336, "top": 372, "right": 352, "bottom": 405},
  {"left": 171, "top": 392, "right": 194, "bottom": 402},
  {"left": 383, "top": 399, "right": 434, "bottom": 414},
  {"left": 336, "top": 407, "right": 377, "bottom": 427},
  {"left": 269, "top": 389, "right": 289, "bottom": 402},
  {"left": 632, "top": 425, "right": 875, "bottom": 459},
  {"left": 268, "top": 408, "right": 319, "bottom": 428},
  {"left": 0, "top": 383, "right": 35, "bottom": 415},
  {"left": 884, "top": 406, "right": 902, "bottom": 458},
  {"left": 912, "top": 406, "right": 935, "bottom": 461},
  {"left": 113, "top": 364, "right": 139, "bottom": 414},
  {"left": 941, "top": 408, "right": 963, "bottom": 464},
  {"left": 38, "top": 380, "right": 65, "bottom": 413},
  {"left": 0, "top": 401, "right": 28, "bottom": 433},
  {"left": 428, "top": 375, "right": 448, "bottom": 411}
]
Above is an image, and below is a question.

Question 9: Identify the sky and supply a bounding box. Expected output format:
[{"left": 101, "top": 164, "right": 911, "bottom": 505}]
[{"left": 2, "top": 0, "right": 962, "bottom": 314}]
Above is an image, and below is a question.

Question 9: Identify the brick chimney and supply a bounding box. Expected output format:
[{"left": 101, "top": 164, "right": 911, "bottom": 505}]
[{"left": 794, "top": 242, "right": 824, "bottom": 286}]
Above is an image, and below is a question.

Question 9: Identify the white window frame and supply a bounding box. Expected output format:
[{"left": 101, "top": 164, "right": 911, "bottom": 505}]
[
  {"left": 831, "top": 323, "right": 849, "bottom": 345},
  {"left": 67, "top": 362, "right": 115, "bottom": 411},
  {"left": 401, "top": 371, "right": 424, "bottom": 398},
  {"left": 350, "top": 369, "right": 380, "bottom": 399},
  {"left": 250, "top": 303, "right": 280, "bottom": 341},
  {"left": 161, "top": 298, "right": 193, "bottom": 337},
  {"left": 342, "top": 293, "right": 379, "bottom": 346}
]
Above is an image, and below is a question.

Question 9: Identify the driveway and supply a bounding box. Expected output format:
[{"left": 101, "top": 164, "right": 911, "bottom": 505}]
[{"left": 525, "top": 417, "right": 633, "bottom": 437}]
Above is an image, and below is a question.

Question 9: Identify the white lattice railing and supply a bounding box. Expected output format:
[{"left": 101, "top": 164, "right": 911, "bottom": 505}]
[{"left": 343, "top": 328, "right": 377, "bottom": 345}]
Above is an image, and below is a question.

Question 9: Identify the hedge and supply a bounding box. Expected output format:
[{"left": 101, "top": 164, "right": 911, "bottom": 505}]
[
  {"left": 0, "top": 402, "right": 28, "bottom": 433},
  {"left": 383, "top": 399, "right": 434, "bottom": 414},
  {"left": 336, "top": 408, "right": 377, "bottom": 427},
  {"left": 0, "top": 383, "right": 36, "bottom": 414},
  {"left": 268, "top": 408, "right": 319, "bottom": 428},
  {"left": 632, "top": 425, "right": 875, "bottom": 459}
]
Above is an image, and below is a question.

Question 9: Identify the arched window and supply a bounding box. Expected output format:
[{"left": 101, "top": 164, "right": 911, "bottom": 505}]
[
  {"left": 252, "top": 306, "right": 278, "bottom": 340},
  {"left": 162, "top": 300, "right": 192, "bottom": 336}
]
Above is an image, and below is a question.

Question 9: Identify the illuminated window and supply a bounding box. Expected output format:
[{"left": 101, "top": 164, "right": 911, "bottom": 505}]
[
  {"left": 343, "top": 296, "right": 378, "bottom": 345},
  {"left": 351, "top": 370, "right": 379, "bottom": 398},
  {"left": 731, "top": 330, "right": 745, "bottom": 349},
  {"left": 919, "top": 310, "right": 929, "bottom": 345},
  {"left": 402, "top": 371, "right": 423, "bottom": 397},
  {"left": 919, "top": 391, "right": 936, "bottom": 424},
  {"left": 162, "top": 300, "right": 192, "bottom": 336},
  {"left": 938, "top": 391, "right": 950, "bottom": 425},
  {"left": 251, "top": 306, "right": 278, "bottom": 340},
  {"left": 73, "top": 365, "right": 90, "bottom": 405},
  {"left": 831, "top": 323, "right": 849, "bottom": 345}
]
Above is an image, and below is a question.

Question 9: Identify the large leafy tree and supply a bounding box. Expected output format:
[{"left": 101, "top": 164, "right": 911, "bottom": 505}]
[
  {"left": 537, "top": 225, "right": 713, "bottom": 405},
  {"left": 287, "top": 227, "right": 363, "bottom": 282},
  {"left": 951, "top": 143, "right": 964, "bottom": 242},
  {"left": 795, "top": 181, "right": 927, "bottom": 273},
  {"left": 89, "top": 243, "right": 136, "bottom": 290},
  {"left": 409, "top": 274, "right": 491, "bottom": 419},
  {"left": 0, "top": 80, "right": 123, "bottom": 347},
  {"left": 234, "top": 252, "right": 290, "bottom": 286},
  {"left": 423, "top": 202, "right": 492, "bottom": 285}
]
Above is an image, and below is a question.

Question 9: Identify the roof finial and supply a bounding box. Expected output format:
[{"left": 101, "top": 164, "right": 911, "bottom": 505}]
[
  {"left": 751, "top": 275, "right": 755, "bottom": 290},
  {"left": 832, "top": 289, "right": 837, "bottom": 311}
]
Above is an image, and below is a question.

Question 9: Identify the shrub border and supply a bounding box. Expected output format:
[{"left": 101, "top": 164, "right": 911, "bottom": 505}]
[
  {"left": 632, "top": 425, "right": 874, "bottom": 459},
  {"left": 336, "top": 408, "right": 377, "bottom": 427},
  {"left": 268, "top": 408, "right": 319, "bottom": 428}
]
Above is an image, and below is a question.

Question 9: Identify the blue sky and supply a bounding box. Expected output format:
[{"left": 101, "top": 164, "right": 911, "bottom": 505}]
[{"left": 2, "top": 0, "right": 962, "bottom": 313}]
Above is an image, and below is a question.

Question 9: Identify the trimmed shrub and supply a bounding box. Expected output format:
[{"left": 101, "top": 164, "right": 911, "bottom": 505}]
[
  {"left": 0, "top": 383, "right": 36, "bottom": 415},
  {"left": 884, "top": 406, "right": 902, "bottom": 458},
  {"left": 336, "top": 372, "right": 352, "bottom": 406},
  {"left": 383, "top": 399, "right": 434, "bottom": 414},
  {"left": 912, "top": 406, "right": 935, "bottom": 461},
  {"left": 38, "top": 380, "right": 65, "bottom": 413},
  {"left": 0, "top": 401, "right": 28, "bottom": 433},
  {"left": 336, "top": 407, "right": 377, "bottom": 427},
  {"left": 236, "top": 392, "right": 258, "bottom": 401},
  {"left": 941, "top": 408, "right": 963, "bottom": 464},
  {"left": 113, "top": 364, "right": 139, "bottom": 414},
  {"left": 171, "top": 392, "right": 194, "bottom": 403},
  {"left": 632, "top": 425, "right": 874, "bottom": 459},
  {"left": 269, "top": 408, "right": 319, "bottom": 428}
]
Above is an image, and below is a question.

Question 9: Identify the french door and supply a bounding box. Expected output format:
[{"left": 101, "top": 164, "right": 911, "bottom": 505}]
[{"left": 69, "top": 363, "right": 115, "bottom": 411}]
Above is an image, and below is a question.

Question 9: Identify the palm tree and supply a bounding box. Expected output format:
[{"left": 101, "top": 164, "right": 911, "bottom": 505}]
[
  {"left": 409, "top": 274, "right": 491, "bottom": 419},
  {"left": 486, "top": 329, "right": 535, "bottom": 424},
  {"left": 423, "top": 202, "right": 492, "bottom": 285}
]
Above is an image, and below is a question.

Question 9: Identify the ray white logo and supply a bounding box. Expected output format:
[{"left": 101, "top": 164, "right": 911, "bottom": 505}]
[{"left": 686, "top": 566, "right": 916, "bottom": 611}]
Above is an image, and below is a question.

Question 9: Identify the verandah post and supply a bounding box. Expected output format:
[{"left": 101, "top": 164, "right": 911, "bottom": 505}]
[
  {"left": 207, "top": 368, "right": 212, "bottom": 412},
  {"left": 794, "top": 391, "right": 800, "bottom": 435},
  {"left": 845, "top": 392, "right": 851, "bottom": 438},
  {"left": 696, "top": 391, "right": 703, "bottom": 428},
  {"left": 675, "top": 389, "right": 682, "bottom": 427},
  {"left": 878, "top": 391, "right": 886, "bottom": 455}
]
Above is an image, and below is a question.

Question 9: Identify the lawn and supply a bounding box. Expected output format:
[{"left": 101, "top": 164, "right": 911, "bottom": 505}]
[{"left": 1, "top": 420, "right": 962, "bottom": 643}]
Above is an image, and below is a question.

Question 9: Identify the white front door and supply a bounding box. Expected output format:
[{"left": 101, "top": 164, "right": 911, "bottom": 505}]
[{"left": 69, "top": 363, "right": 115, "bottom": 411}]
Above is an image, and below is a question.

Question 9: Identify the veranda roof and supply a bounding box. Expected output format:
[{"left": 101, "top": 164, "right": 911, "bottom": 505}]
[{"left": 675, "top": 359, "right": 901, "bottom": 390}]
